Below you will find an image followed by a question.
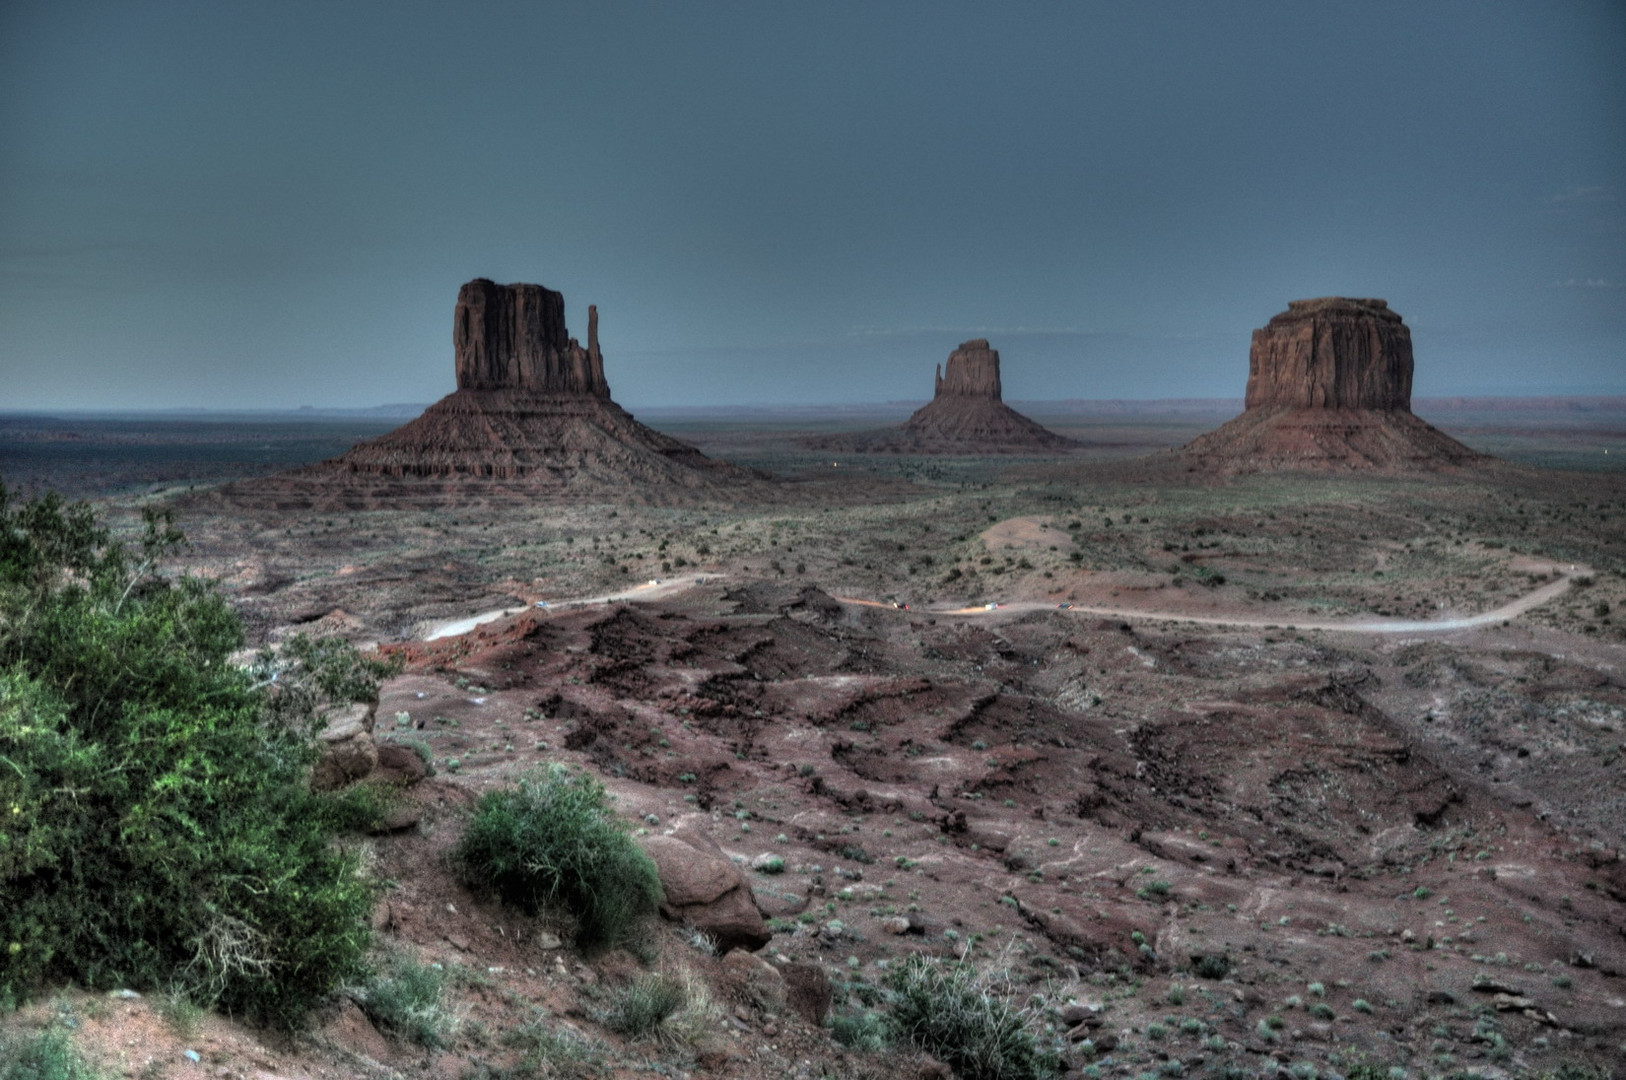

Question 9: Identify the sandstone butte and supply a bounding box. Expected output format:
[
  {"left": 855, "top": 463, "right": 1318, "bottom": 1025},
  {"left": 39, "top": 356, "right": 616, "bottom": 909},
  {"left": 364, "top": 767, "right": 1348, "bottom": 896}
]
[
  {"left": 215, "top": 280, "right": 755, "bottom": 507},
  {"left": 809, "top": 338, "right": 1078, "bottom": 454},
  {"left": 1181, "top": 297, "right": 1485, "bottom": 472}
]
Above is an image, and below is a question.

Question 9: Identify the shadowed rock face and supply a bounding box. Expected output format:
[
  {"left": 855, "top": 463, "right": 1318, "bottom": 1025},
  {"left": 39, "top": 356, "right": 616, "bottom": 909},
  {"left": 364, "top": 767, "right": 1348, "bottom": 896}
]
[
  {"left": 454, "top": 279, "right": 609, "bottom": 396},
  {"left": 1245, "top": 297, "right": 1412, "bottom": 410},
  {"left": 1183, "top": 298, "right": 1482, "bottom": 472},
  {"left": 932, "top": 338, "right": 1002, "bottom": 399}
]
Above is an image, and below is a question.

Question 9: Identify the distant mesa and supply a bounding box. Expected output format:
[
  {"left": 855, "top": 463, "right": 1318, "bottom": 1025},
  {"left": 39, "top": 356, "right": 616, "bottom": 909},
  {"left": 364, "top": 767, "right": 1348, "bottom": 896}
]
[
  {"left": 215, "top": 279, "right": 755, "bottom": 506},
  {"left": 1180, "top": 298, "right": 1485, "bottom": 472},
  {"left": 808, "top": 338, "right": 1078, "bottom": 454}
]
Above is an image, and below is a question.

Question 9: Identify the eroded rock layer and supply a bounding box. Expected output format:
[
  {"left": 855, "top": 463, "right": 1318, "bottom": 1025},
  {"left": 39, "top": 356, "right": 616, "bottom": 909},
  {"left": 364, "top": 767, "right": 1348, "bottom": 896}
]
[
  {"left": 329, "top": 390, "right": 720, "bottom": 481},
  {"left": 810, "top": 338, "right": 1077, "bottom": 454},
  {"left": 1183, "top": 298, "right": 1484, "bottom": 472}
]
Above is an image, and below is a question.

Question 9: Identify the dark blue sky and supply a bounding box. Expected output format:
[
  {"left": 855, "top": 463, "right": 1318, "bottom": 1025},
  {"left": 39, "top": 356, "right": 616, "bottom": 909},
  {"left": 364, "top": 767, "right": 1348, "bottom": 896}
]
[{"left": 3, "top": 1, "right": 1622, "bottom": 409}]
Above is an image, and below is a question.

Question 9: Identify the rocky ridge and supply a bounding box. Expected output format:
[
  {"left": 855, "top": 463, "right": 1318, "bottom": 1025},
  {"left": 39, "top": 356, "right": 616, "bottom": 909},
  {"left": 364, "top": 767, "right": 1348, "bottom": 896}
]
[{"left": 1182, "top": 298, "right": 1485, "bottom": 472}]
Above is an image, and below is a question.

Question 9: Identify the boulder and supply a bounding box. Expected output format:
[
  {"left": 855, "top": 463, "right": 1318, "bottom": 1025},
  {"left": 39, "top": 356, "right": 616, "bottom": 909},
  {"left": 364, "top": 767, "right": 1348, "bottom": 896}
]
[
  {"left": 639, "top": 816, "right": 771, "bottom": 952},
  {"left": 779, "top": 961, "right": 833, "bottom": 1025},
  {"left": 366, "top": 800, "right": 422, "bottom": 834},
  {"left": 311, "top": 703, "right": 377, "bottom": 791},
  {"left": 374, "top": 741, "right": 431, "bottom": 785},
  {"left": 718, "top": 948, "right": 787, "bottom": 1012}
]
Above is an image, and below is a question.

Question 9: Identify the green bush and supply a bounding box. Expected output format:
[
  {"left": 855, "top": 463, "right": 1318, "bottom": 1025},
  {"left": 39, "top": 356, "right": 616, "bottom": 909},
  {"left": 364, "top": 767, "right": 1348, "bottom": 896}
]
[
  {"left": 250, "top": 631, "right": 400, "bottom": 732},
  {"left": 451, "top": 764, "right": 662, "bottom": 949},
  {"left": 353, "top": 952, "right": 456, "bottom": 1048},
  {"left": 0, "top": 1026, "right": 103, "bottom": 1080},
  {"left": 885, "top": 955, "right": 1058, "bottom": 1080},
  {"left": 0, "top": 487, "right": 377, "bottom": 1026}
]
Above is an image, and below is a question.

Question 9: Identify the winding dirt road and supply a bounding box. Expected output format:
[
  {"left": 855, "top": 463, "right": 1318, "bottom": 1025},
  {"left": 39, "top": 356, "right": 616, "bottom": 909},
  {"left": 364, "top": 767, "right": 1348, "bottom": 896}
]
[
  {"left": 908, "top": 568, "right": 1578, "bottom": 634},
  {"left": 424, "top": 566, "right": 1584, "bottom": 641}
]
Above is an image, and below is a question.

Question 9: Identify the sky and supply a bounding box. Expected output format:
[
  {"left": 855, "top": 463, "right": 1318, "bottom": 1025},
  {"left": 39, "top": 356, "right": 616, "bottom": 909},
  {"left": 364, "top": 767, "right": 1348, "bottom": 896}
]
[{"left": 2, "top": 1, "right": 1623, "bottom": 411}]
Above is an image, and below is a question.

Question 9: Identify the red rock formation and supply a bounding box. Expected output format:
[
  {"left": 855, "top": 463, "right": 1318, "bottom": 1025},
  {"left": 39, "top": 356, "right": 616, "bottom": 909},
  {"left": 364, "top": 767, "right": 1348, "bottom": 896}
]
[
  {"left": 810, "top": 338, "right": 1077, "bottom": 454},
  {"left": 453, "top": 279, "right": 605, "bottom": 395},
  {"left": 218, "top": 280, "right": 757, "bottom": 506},
  {"left": 1245, "top": 298, "right": 1411, "bottom": 410},
  {"left": 933, "top": 338, "right": 1002, "bottom": 398},
  {"left": 1183, "top": 298, "right": 1483, "bottom": 472}
]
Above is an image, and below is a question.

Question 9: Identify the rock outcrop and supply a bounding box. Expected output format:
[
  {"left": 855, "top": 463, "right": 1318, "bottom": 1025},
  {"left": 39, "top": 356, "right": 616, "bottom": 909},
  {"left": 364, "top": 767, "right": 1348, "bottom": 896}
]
[
  {"left": 1181, "top": 298, "right": 1484, "bottom": 472},
  {"left": 1244, "top": 298, "right": 1413, "bottom": 410},
  {"left": 931, "top": 338, "right": 1003, "bottom": 398},
  {"left": 808, "top": 339, "right": 1077, "bottom": 454},
  {"left": 640, "top": 816, "right": 771, "bottom": 953},
  {"left": 216, "top": 280, "right": 758, "bottom": 506},
  {"left": 453, "top": 279, "right": 609, "bottom": 396}
]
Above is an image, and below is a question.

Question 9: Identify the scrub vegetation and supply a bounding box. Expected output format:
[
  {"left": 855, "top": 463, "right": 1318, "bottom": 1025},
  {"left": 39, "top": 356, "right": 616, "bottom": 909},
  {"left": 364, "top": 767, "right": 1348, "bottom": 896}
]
[
  {"left": 451, "top": 764, "right": 663, "bottom": 950},
  {"left": 0, "top": 485, "right": 383, "bottom": 1026}
]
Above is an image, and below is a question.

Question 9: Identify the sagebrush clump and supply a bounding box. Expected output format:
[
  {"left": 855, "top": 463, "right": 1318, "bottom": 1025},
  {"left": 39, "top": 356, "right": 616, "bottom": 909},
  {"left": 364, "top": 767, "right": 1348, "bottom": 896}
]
[
  {"left": 602, "top": 973, "right": 687, "bottom": 1040},
  {"left": 451, "top": 763, "right": 662, "bottom": 948},
  {"left": 0, "top": 1025, "right": 103, "bottom": 1080},
  {"left": 885, "top": 954, "right": 1058, "bottom": 1080},
  {"left": 0, "top": 487, "right": 382, "bottom": 1026},
  {"left": 352, "top": 951, "right": 457, "bottom": 1048}
]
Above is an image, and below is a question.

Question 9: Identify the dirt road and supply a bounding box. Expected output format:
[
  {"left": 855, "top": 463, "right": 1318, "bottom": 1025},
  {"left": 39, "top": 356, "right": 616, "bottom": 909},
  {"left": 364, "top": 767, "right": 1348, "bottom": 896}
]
[
  {"left": 423, "top": 566, "right": 1584, "bottom": 641},
  {"left": 917, "top": 568, "right": 1579, "bottom": 634}
]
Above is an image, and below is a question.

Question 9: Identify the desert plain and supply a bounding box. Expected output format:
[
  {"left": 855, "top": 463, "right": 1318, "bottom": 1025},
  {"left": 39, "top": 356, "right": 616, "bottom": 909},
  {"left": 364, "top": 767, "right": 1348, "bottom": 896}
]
[{"left": 2, "top": 376, "right": 1625, "bottom": 1080}]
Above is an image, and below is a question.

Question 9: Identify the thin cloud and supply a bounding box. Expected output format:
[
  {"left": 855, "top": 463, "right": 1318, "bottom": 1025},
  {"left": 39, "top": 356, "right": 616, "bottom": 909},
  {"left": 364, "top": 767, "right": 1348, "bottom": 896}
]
[{"left": 1553, "top": 278, "right": 1624, "bottom": 289}]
